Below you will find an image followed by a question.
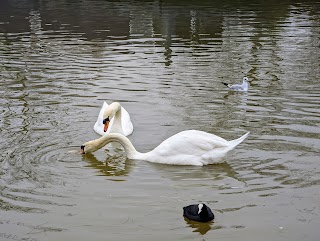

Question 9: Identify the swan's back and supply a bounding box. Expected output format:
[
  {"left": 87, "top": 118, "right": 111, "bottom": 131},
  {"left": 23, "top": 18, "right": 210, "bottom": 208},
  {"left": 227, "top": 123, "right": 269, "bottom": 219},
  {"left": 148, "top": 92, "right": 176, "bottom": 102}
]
[
  {"left": 156, "top": 130, "right": 229, "bottom": 152},
  {"left": 145, "top": 130, "right": 231, "bottom": 165}
]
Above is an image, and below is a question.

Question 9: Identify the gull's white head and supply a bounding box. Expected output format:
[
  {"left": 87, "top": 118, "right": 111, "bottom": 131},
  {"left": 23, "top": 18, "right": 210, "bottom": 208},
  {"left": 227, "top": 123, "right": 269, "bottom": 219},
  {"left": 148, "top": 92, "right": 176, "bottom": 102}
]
[
  {"left": 198, "top": 203, "right": 204, "bottom": 214},
  {"left": 243, "top": 77, "right": 249, "bottom": 82}
]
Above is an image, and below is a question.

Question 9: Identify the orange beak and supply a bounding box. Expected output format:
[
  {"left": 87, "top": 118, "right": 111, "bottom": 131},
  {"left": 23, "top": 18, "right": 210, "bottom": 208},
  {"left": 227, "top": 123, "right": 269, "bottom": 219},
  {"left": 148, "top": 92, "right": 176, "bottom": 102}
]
[{"left": 103, "top": 121, "right": 110, "bottom": 132}]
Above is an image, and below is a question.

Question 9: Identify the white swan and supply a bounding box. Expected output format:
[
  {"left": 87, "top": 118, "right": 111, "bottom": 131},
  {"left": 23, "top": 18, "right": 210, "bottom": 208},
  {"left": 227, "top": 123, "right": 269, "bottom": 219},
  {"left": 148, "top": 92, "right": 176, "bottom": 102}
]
[
  {"left": 93, "top": 102, "right": 133, "bottom": 136},
  {"left": 223, "top": 77, "right": 249, "bottom": 91},
  {"left": 80, "top": 130, "right": 250, "bottom": 166}
]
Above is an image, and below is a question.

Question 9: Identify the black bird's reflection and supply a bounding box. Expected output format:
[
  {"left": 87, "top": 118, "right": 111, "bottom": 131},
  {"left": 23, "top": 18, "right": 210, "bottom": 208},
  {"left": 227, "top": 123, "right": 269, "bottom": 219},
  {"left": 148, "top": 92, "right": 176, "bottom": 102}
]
[
  {"left": 184, "top": 217, "right": 213, "bottom": 235},
  {"left": 82, "top": 152, "right": 133, "bottom": 177}
]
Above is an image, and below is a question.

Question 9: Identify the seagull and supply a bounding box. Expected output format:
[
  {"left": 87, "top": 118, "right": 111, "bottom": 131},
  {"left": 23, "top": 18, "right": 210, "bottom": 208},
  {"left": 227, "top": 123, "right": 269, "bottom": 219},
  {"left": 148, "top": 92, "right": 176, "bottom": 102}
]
[{"left": 223, "top": 77, "right": 249, "bottom": 91}]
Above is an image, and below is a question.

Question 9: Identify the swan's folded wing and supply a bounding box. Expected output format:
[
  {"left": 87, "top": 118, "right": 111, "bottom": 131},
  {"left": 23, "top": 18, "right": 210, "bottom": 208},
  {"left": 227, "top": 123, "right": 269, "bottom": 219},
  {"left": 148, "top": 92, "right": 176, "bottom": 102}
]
[
  {"left": 186, "top": 133, "right": 229, "bottom": 152},
  {"left": 183, "top": 130, "right": 229, "bottom": 147},
  {"left": 152, "top": 130, "right": 229, "bottom": 157},
  {"left": 120, "top": 106, "right": 134, "bottom": 136}
]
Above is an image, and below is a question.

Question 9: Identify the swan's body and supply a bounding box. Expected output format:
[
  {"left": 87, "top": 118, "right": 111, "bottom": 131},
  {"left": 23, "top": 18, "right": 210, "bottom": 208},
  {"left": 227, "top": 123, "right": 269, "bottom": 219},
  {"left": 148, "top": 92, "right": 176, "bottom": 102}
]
[
  {"left": 223, "top": 77, "right": 249, "bottom": 91},
  {"left": 81, "top": 130, "right": 249, "bottom": 166},
  {"left": 93, "top": 102, "right": 133, "bottom": 136},
  {"left": 183, "top": 203, "right": 214, "bottom": 222}
]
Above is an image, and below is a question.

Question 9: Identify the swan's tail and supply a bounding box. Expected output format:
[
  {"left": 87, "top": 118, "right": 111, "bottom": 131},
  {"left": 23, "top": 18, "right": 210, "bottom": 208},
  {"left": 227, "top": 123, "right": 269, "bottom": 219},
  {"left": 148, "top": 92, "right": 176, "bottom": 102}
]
[{"left": 228, "top": 132, "right": 250, "bottom": 150}]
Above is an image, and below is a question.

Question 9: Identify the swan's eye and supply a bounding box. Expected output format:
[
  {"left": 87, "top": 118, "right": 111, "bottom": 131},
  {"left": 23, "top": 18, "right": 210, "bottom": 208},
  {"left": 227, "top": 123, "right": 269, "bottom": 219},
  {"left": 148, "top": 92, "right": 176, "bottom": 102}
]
[{"left": 103, "top": 117, "right": 110, "bottom": 124}]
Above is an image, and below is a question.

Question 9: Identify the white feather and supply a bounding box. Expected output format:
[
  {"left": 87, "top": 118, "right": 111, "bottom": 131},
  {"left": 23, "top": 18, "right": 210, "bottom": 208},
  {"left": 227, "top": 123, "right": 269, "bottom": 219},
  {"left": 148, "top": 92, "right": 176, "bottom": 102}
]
[
  {"left": 82, "top": 130, "right": 250, "bottom": 166},
  {"left": 93, "top": 102, "right": 133, "bottom": 136}
]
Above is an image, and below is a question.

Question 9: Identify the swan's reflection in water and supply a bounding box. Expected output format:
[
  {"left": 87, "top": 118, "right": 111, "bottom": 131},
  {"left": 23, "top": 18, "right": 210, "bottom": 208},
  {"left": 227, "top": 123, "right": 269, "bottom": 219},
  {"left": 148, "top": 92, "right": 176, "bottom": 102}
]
[
  {"left": 82, "top": 152, "right": 133, "bottom": 178},
  {"left": 184, "top": 217, "right": 213, "bottom": 235},
  {"left": 150, "top": 162, "right": 240, "bottom": 183}
]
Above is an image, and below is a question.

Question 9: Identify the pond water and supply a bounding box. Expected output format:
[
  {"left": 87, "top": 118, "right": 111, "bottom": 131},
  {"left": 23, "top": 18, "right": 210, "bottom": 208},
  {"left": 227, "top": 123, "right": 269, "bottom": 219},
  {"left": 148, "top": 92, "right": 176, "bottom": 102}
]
[{"left": 0, "top": 0, "right": 320, "bottom": 240}]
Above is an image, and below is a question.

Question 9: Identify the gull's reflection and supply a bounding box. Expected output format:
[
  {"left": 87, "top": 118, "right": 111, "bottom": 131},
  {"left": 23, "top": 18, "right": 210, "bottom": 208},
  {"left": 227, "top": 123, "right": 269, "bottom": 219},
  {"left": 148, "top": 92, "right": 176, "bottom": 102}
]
[
  {"left": 82, "top": 152, "right": 133, "bottom": 177},
  {"left": 184, "top": 217, "right": 213, "bottom": 235},
  {"left": 222, "top": 90, "right": 249, "bottom": 117},
  {"left": 223, "top": 90, "right": 248, "bottom": 103}
]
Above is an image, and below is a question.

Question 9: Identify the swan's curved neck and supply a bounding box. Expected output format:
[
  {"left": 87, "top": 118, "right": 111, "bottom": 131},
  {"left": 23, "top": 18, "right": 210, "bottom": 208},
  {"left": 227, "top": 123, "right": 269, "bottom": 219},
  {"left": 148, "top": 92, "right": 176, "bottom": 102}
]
[
  {"left": 106, "top": 102, "right": 123, "bottom": 133},
  {"left": 96, "top": 133, "right": 139, "bottom": 159},
  {"left": 114, "top": 105, "right": 122, "bottom": 121}
]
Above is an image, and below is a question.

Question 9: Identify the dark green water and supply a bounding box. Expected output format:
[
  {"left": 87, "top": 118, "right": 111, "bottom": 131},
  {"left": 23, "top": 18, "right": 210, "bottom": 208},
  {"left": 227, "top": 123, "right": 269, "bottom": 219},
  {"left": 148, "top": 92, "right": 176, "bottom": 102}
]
[{"left": 0, "top": 0, "right": 319, "bottom": 240}]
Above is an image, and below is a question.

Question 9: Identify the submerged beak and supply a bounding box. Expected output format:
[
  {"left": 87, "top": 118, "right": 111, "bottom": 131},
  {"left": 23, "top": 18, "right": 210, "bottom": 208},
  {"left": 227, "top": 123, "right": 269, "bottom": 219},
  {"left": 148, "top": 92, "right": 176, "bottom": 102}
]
[
  {"left": 80, "top": 145, "right": 85, "bottom": 155},
  {"left": 103, "top": 117, "right": 110, "bottom": 133}
]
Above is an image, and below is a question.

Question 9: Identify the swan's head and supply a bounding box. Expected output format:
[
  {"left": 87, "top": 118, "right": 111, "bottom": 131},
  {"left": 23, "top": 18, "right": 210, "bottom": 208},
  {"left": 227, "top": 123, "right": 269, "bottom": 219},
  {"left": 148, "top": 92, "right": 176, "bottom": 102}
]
[
  {"left": 243, "top": 77, "right": 249, "bottom": 82},
  {"left": 80, "top": 140, "right": 100, "bottom": 154},
  {"left": 102, "top": 102, "right": 121, "bottom": 133},
  {"left": 102, "top": 116, "right": 110, "bottom": 133}
]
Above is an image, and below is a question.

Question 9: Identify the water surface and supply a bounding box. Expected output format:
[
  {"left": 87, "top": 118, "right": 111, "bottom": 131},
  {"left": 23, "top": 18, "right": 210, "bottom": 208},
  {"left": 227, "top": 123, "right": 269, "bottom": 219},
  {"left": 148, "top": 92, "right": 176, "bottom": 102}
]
[{"left": 0, "top": 0, "right": 320, "bottom": 240}]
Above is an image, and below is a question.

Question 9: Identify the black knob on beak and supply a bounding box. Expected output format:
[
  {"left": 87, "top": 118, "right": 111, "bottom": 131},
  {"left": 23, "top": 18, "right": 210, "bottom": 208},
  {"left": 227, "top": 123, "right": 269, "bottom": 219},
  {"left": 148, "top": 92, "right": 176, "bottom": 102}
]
[{"left": 103, "top": 116, "right": 110, "bottom": 124}]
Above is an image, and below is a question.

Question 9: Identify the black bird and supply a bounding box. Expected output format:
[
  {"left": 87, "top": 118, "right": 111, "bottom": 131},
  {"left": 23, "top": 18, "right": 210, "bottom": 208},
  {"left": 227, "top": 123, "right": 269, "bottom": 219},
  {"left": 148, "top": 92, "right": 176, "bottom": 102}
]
[{"left": 183, "top": 203, "right": 214, "bottom": 222}]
